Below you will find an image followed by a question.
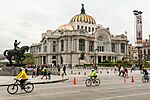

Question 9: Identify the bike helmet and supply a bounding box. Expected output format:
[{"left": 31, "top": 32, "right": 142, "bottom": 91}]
[
  {"left": 19, "top": 67, "right": 24, "bottom": 72},
  {"left": 92, "top": 69, "right": 95, "bottom": 71}
]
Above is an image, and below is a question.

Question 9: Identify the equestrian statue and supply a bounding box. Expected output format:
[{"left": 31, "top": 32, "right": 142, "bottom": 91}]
[{"left": 3, "top": 40, "right": 29, "bottom": 65}]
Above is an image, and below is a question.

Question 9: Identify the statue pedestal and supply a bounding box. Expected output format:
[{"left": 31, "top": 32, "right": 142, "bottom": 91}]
[
  {"left": 0, "top": 66, "right": 16, "bottom": 76},
  {"left": 0, "top": 64, "right": 26, "bottom": 76},
  {"left": 80, "top": 60, "right": 86, "bottom": 65}
]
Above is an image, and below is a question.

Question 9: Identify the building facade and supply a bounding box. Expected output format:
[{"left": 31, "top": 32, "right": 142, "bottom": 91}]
[{"left": 30, "top": 4, "right": 129, "bottom": 66}]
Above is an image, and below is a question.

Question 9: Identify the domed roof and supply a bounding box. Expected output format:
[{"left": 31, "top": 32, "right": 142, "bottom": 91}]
[
  {"left": 58, "top": 24, "right": 74, "bottom": 30},
  {"left": 70, "top": 4, "right": 96, "bottom": 24}
]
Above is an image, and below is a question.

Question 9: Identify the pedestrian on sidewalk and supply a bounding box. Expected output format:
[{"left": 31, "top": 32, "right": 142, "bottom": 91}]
[
  {"left": 114, "top": 65, "right": 117, "bottom": 73},
  {"left": 47, "top": 66, "right": 51, "bottom": 79},
  {"left": 36, "top": 65, "right": 40, "bottom": 76},
  {"left": 124, "top": 67, "right": 129, "bottom": 78},
  {"left": 41, "top": 65, "right": 48, "bottom": 79},
  {"left": 57, "top": 65, "right": 61, "bottom": 75},
  {"left": 62, "top": 65, "right": 67, "bottom": 77},
  {"left": 131, "top": 63, "right": 135, "bottom": 73},
  {"left": 32, "top": 67, "right": 36, "bottom": 78},
  {"left": 118, "top": 65, "right": 121, "bottom": 76}
]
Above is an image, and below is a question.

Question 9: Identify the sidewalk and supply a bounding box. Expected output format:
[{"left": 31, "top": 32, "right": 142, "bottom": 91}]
[{"left": 0, "top": 75, "right": 69, "bottom": 86}]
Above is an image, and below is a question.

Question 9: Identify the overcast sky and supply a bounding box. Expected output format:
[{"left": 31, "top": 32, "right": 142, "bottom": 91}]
[{"left": 0, "top": 0, "right": 150, "bottom": 54}]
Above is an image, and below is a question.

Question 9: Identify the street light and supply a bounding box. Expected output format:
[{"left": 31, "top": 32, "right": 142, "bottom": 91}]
[
  {"left": 125, "top": 31, "right": 128, "bottom": 60},
  {"left": 133, "top": 10, "right": 143, "bottom": 66}
]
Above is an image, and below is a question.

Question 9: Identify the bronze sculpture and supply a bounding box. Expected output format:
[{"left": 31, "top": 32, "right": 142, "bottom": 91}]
[{"left": 3, "top": 40, "right": 29, "bottom": 65}]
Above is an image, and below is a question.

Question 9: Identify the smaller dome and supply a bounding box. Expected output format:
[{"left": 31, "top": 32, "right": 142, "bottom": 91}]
[{"left": 58, "top": 24, "right": 74, "bottom": 30}]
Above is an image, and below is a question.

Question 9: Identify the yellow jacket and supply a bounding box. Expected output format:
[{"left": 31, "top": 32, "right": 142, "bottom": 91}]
[
  {"left": 16, "top": 70, "right": 28, "bottom": 79},
  {"left": 88, "top": 71, "right": 97, "bottom": 77},
  {"left": 42, "top": 67, "right": 47, "bottom": 72}
]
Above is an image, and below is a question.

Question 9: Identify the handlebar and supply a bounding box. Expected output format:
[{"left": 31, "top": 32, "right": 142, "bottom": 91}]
[{"left": 14, "top": 78, "right": 19, "bottom": 81}]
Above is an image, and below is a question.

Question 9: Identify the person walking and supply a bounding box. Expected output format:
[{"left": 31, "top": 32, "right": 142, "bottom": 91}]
[
  {"left": 41, "top": 66, "right": 48, "bottom": 79},
  {"left": 131, "top": 63, "right": 135, "bottom": 73},
  {"left": 47, "top": 66, "right": 51, "bottom": 79},
  {"left": 114, "top": 66, "right": 117, "bottom": 73},
  {"left": 57, "top": 65, "right": 61, "bottom": 76},
  {"left": 36, "top": 65, "right": 40, "bottom": 76},
  {"left": 118, "top": 65, "right": 121, "bottom": 76},
  {"left": 32, "top": 67, "right": 36, "bottom": 78},
  {"left": 62, "top": 65, "right": 67, "bottom": 77}
]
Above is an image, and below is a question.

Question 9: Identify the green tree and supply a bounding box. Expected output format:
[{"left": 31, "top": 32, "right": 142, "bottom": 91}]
[{"left": 23, "top": 53, "right": 35, "bottom": 65}]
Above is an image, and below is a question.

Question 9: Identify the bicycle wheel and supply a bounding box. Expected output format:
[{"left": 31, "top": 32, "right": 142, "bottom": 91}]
[
  {"left": 85, "top": 79, "right": 92, "bottom": 87},
  {"left": 24, "top": 83, "right": 34, "bottom": 93},
  {"left": 7, "top": 84, "right": 18, "bottom": 94},
  {"left": 95, "top": 79, "right": 101, "bottom": 86},
  {"left": 142, "top": 76, "right": 146, "bottom": 83}
]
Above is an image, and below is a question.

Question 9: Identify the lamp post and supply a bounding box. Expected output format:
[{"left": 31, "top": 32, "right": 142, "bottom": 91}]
[
  {"left": 133, "top": 10, "right": 143, "bottom": 66},
  {"left": 125, "top": 31, "right": 128, "bottom": 60}
]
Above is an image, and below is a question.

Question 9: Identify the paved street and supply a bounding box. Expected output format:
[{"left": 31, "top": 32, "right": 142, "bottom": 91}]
[{"left": 0, "top": 69, "right": 150, "bottom": 100}]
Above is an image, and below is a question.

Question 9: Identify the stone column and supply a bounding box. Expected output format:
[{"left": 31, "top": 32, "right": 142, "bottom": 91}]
[
  {"left": 41, "top": 56, "right": 43, "bottom": 65},
  {"left": 76, "top": 39, "right": 79, "bottom": 52},
  {"left": 85, "top": 40, "right": 88, "bottom": 52},
  {"left": 101, "top": 56, "right": 103, "bottom": 62},
  {"left": 118, "top": 43, "right": 121, "bottom": 53}
]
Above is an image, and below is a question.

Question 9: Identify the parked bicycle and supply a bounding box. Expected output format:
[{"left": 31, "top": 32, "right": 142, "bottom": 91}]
[
  {"left": 85, "top": 77, "right": 100, "bottom": 87},
  {"left": 7, "top": 78, "right": 34, "bottom": 94}
]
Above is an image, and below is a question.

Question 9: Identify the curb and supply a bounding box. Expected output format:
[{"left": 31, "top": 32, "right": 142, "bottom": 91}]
[{"left": 0, "top": 77, "right": 69, "bottom": 87}]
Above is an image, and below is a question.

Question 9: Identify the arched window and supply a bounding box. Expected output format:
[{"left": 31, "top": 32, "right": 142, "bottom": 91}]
[
  {"left": 81, "top": 26, "right": 83, "bottom": 29},
  {"left": 77, "top": 25, "right": 80, "bottom": 29},
  {"left": 79, "top": 39, "right": 85, "bottom": 51},
  {"left": 92, "top": 27, "right": 94, "bottom": 32},
  {"left": 61, "top": 40, "right": 64, "bottom": 51},
  {"left": 121, "top": 43, "right": 125, "bottom": 53},
  {"left": 111, "top": 43, "right": 115, "bottom": 52},
  {"left": 44, "top": 46, "right": 47, "bottom": 52},
  {"left": 43, "top": 40, "right": 47, "bottom": 52},
  {"left": 88, "top": 27, "right": 91, "bottom": 32},
  {"left": 85, "top": 26, "right": 87, "bottom": 31},
  {"left": 89, "top": 41, "right": 94, "bottom": 52}
]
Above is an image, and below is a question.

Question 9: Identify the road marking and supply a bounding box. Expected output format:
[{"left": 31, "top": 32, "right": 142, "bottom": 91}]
[
  {"left": 0, "top": 90, "right": 80, "bottom": 100},
  {"left": 93, "top": 92, "right": 150, "bottom": 100}
]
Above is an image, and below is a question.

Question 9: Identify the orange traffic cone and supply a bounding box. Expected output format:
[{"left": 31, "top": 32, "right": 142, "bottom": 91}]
[
  {"left": 131, "top": 76, "right": 134, "bottom": 82},
  {"left": 73, "top": 77, "right": 76, "bottom": 85}
]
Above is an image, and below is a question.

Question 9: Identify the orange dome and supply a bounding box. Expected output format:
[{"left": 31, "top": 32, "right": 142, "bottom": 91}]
[{"left": 58, "top": 24, "right": 74, "bottom": 30}]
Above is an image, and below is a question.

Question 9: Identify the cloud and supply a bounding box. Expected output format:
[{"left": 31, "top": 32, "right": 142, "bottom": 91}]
[{"left": 0, "top": 0, "right": 150, "bottom": 53}]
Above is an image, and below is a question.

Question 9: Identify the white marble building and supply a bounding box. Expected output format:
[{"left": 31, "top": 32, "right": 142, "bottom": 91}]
[{"left": 30, "top": 4, "right": 128, "bottom": 66}]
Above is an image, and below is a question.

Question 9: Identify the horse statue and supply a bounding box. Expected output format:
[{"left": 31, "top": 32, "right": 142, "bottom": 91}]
[{"left": 3, "top": 46, "right": 29, "bottom": 65}]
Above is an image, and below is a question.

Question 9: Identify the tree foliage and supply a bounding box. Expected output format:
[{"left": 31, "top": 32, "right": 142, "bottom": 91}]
[{"left": 23, "top": 53, "right": 35, "bottom": 65}]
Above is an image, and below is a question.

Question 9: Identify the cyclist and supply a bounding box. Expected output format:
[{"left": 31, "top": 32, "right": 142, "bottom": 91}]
[
  {"left": 143, "top": 68, "right": 149, "bottom": 78},
  {"left": 16, "top": 67, "right": 28, "bottom": 89},
  {"left": 88, "top": 69, "right": 97, "bottom": 80}
]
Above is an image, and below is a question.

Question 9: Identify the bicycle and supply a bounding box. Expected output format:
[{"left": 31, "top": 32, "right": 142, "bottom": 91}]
[
  {"left": 85, "top": 77, "right": 100, "bottom": 87},
  {"left": 7, "top": 78, "right": 34, "bottom": 94},
  {"left": 142, "top": 75, "right": 149, "bottom": 83}
]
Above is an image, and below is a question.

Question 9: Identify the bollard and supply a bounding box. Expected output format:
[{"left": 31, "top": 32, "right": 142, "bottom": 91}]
[
  {"left": 107, "top": 71, "right": 109, "bottom": 74},
  {"left": 84, "top": 72, "right": 86, "bottom": 75},
  {"left": 100, "top": 71, "right": 102, "bottom": 74},
  {"left": 71, "top": 70, "right": 73, "bottom": 74},
  {"left": 78, "top": 72, "right": 80, "bottom": 75}
]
